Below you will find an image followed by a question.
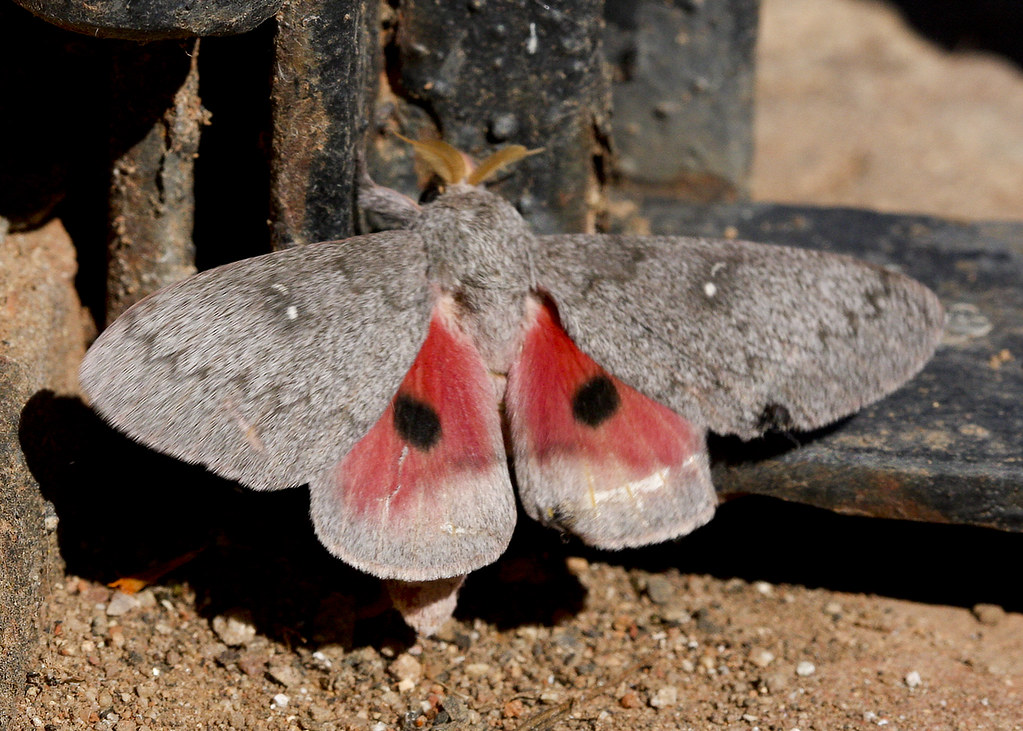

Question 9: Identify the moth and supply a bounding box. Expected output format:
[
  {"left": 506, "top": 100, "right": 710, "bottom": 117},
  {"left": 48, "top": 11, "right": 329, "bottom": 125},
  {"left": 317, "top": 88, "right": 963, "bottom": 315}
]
[{"left": 80, "top": 140, "right": 945, "bottom": 633}]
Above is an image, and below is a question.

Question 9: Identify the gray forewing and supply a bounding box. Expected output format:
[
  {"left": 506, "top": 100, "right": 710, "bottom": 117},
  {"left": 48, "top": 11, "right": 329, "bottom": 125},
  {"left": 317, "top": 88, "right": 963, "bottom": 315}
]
[
  {"left": 536, "top": 234, "right": 944, "bottom": 439},
  {"left": 80, "top": 231, "right": 431, "bottom": 489}
]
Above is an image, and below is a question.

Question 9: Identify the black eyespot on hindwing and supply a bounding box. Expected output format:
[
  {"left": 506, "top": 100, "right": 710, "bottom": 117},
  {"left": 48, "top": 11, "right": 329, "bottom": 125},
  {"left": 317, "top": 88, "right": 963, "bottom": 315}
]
[
  {"left": 571, "top": 375, "right": 620, "bottom": 428},
  {"left": 393, "top": 394, "right": 442, "bottom": 450}
]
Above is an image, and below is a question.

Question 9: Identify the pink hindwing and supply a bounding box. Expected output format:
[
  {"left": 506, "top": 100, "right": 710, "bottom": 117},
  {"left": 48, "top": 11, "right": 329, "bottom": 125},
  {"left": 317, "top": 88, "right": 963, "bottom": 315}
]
[
  {"left": 309, "top": 307, "right": 516, "bottom": 581},
  {"left": 505, "top": 299, "right": 717, "bottom": 548}
]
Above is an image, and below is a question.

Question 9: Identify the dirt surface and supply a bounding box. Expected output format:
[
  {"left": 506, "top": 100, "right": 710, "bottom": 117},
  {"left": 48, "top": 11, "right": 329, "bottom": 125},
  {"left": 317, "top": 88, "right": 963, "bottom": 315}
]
[
  {"left": 752, "top": 0, "right": 1023, "bottom": 222},
  {"left": 15, "top": 1, "right": 1023, "bottom": 729}
]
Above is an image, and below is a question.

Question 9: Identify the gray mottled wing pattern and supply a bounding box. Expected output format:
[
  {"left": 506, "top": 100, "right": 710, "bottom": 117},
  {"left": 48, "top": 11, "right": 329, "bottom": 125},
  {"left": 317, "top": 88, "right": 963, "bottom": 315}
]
[
  {"left": 80, "top": 231, "right": 431, "bottom": 490},
  {"left": 535, "top": 234, "right": 944, "bottom": 440}
]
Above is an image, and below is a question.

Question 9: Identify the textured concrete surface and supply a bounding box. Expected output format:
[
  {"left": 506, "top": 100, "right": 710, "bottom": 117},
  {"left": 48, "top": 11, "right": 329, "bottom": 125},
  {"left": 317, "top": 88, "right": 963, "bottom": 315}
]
[{"left": 0, "top": 220, "right": 88, "bottom": 728}]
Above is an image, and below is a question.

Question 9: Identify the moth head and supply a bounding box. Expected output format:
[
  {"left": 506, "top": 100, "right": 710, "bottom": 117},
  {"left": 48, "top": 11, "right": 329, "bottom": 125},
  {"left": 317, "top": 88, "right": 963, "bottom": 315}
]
[
  {"left": 396, "top": 137, "right": 541, "bottom": 294},
  {"left": 397, "top": 135, "right": 543, "bottom": 190}
]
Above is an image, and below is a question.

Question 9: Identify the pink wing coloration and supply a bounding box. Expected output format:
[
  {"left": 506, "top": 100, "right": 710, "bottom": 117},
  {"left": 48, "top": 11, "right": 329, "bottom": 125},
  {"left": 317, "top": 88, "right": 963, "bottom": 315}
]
[
  {"left": 309, "top": 306, "right": 516, "bottom": 582},
  {"left": 506, "top": 298, "right": 717, "bottom": 549}
]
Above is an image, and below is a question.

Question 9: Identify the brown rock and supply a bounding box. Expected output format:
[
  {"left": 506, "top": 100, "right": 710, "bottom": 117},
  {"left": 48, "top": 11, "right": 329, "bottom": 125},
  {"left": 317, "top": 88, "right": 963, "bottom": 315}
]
[
  {"left": 972, "top": 603, "right": 1005, "bottom": 626},
  {"left": 0, "top": 219, "right": 88, "bottom": 728}
]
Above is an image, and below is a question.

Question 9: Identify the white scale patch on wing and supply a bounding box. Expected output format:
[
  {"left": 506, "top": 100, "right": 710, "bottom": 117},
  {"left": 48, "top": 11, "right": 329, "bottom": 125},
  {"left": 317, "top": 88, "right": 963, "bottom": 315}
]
[{"left": 590, "top": 466, "right": 670, "bottom": 506}]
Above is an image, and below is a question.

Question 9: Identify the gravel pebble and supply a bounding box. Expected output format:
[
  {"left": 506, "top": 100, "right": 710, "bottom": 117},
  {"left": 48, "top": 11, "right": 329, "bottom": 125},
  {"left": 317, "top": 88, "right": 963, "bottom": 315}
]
[
  {"left": 749, "top": 649, "right": 776, "bottom": 668},
  {"left": 564, "top": 556, "right": 589, "bottom": 574},
  {"left": 134, "top": 590, "right": 157, "bottom": 609},
  {"left": 619, "top": 691, "right": 641, "bottom": 708},
  {"left": 238, "top": 651, "right": 268, "bottom": 677},
  {"left": 106, "top": 592, "right": 140, "bottom": 617},
  {"left": 823, "top": 601, "right": 844, "bottom": 618},
  {"left": 90, "top": 616, "right": 107, "bottom": 636},
  {"left": 972, "top": 603, "right": 1005, "bottom": 626},
  {"left": 310, "top": 650, "right": 333, "bottom": 670},
  {"left": 389, "top": 653, "right": 422, "bottom": 683},
  {"left": 464, "top": 662, "right": 492, "bottom": 678},
  {"left": 905, "top": 671, "right": 922, "bottom": 688},
  {"left": 268, "top": 661, "right": 303, "bottom": 687},
  {"left": 796, "top": 661, "right": 816, "bottom": 677},
  {"left": 763, "top": 669, "right": 791, "bottom": 693},
  {"left": 82, "top": 584, "right": 112, "bottom": 604},
  {"left": 644, "top": 575, "right": 676, "bottom": 605},
  {"left": 272, "top": 693, "right": 289, "bottom": 708},
  {"left": 649, "top": 686, "right": 678, "bottom": 708},
  {"left": 309, "top": 704, "right": 332, "bottom": 722},
  {"left": 211, "top": 609, "right": 257, "bottom": 647}
]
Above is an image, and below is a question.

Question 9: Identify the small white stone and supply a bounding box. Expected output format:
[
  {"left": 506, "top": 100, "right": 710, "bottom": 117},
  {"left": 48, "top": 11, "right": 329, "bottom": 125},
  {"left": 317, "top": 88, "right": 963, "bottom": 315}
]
[
  {"left": 106, "top": 592, "right": 140, "bottom": 617},
  {"left": 703, "top": 281, "right": 717, "bottom": 297},
  {"left": 749, "top": 649, "right": 775, "bottom": 668},
  {"left": 753, "top": 581, "right": 774, "bottom": 596},
  {"left": 905, "top": 671, "right": 922, "bottom": 688},
  {"left": 272, "top": 693, "right": 290, "bottom": 708},
  {"left": 464, "top": 662, "right": 491, "bottom": 678},
  {"left": 389, "top": 653, "right": 422, "bottom": 683},
  {"left": 285, "top": 305, "right": 298, "bottom": 320},
  {"left": 649, "top": 686, "right": 678, "bottom": 708},
  {"left": 526, "top": 22, "right": 539, "bottom": 54},
  {"left": 211, "top": 608, "right": 257, "bottom": 647},
  {"left": 795, "top": 661, "right": 816, "bottom": 677},
  {"left": 310, "top": 651, "right": 332, "bottom": 670}
]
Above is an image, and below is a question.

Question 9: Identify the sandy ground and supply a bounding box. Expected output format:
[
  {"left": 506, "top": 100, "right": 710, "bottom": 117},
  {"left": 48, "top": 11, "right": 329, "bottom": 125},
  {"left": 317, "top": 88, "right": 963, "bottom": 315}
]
[
  {"left": 16, "top": 1, "right": 1023, "bottom": 729},
  {"left": 752, "top": 0, "right": 1023, "bottom": 222}
]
